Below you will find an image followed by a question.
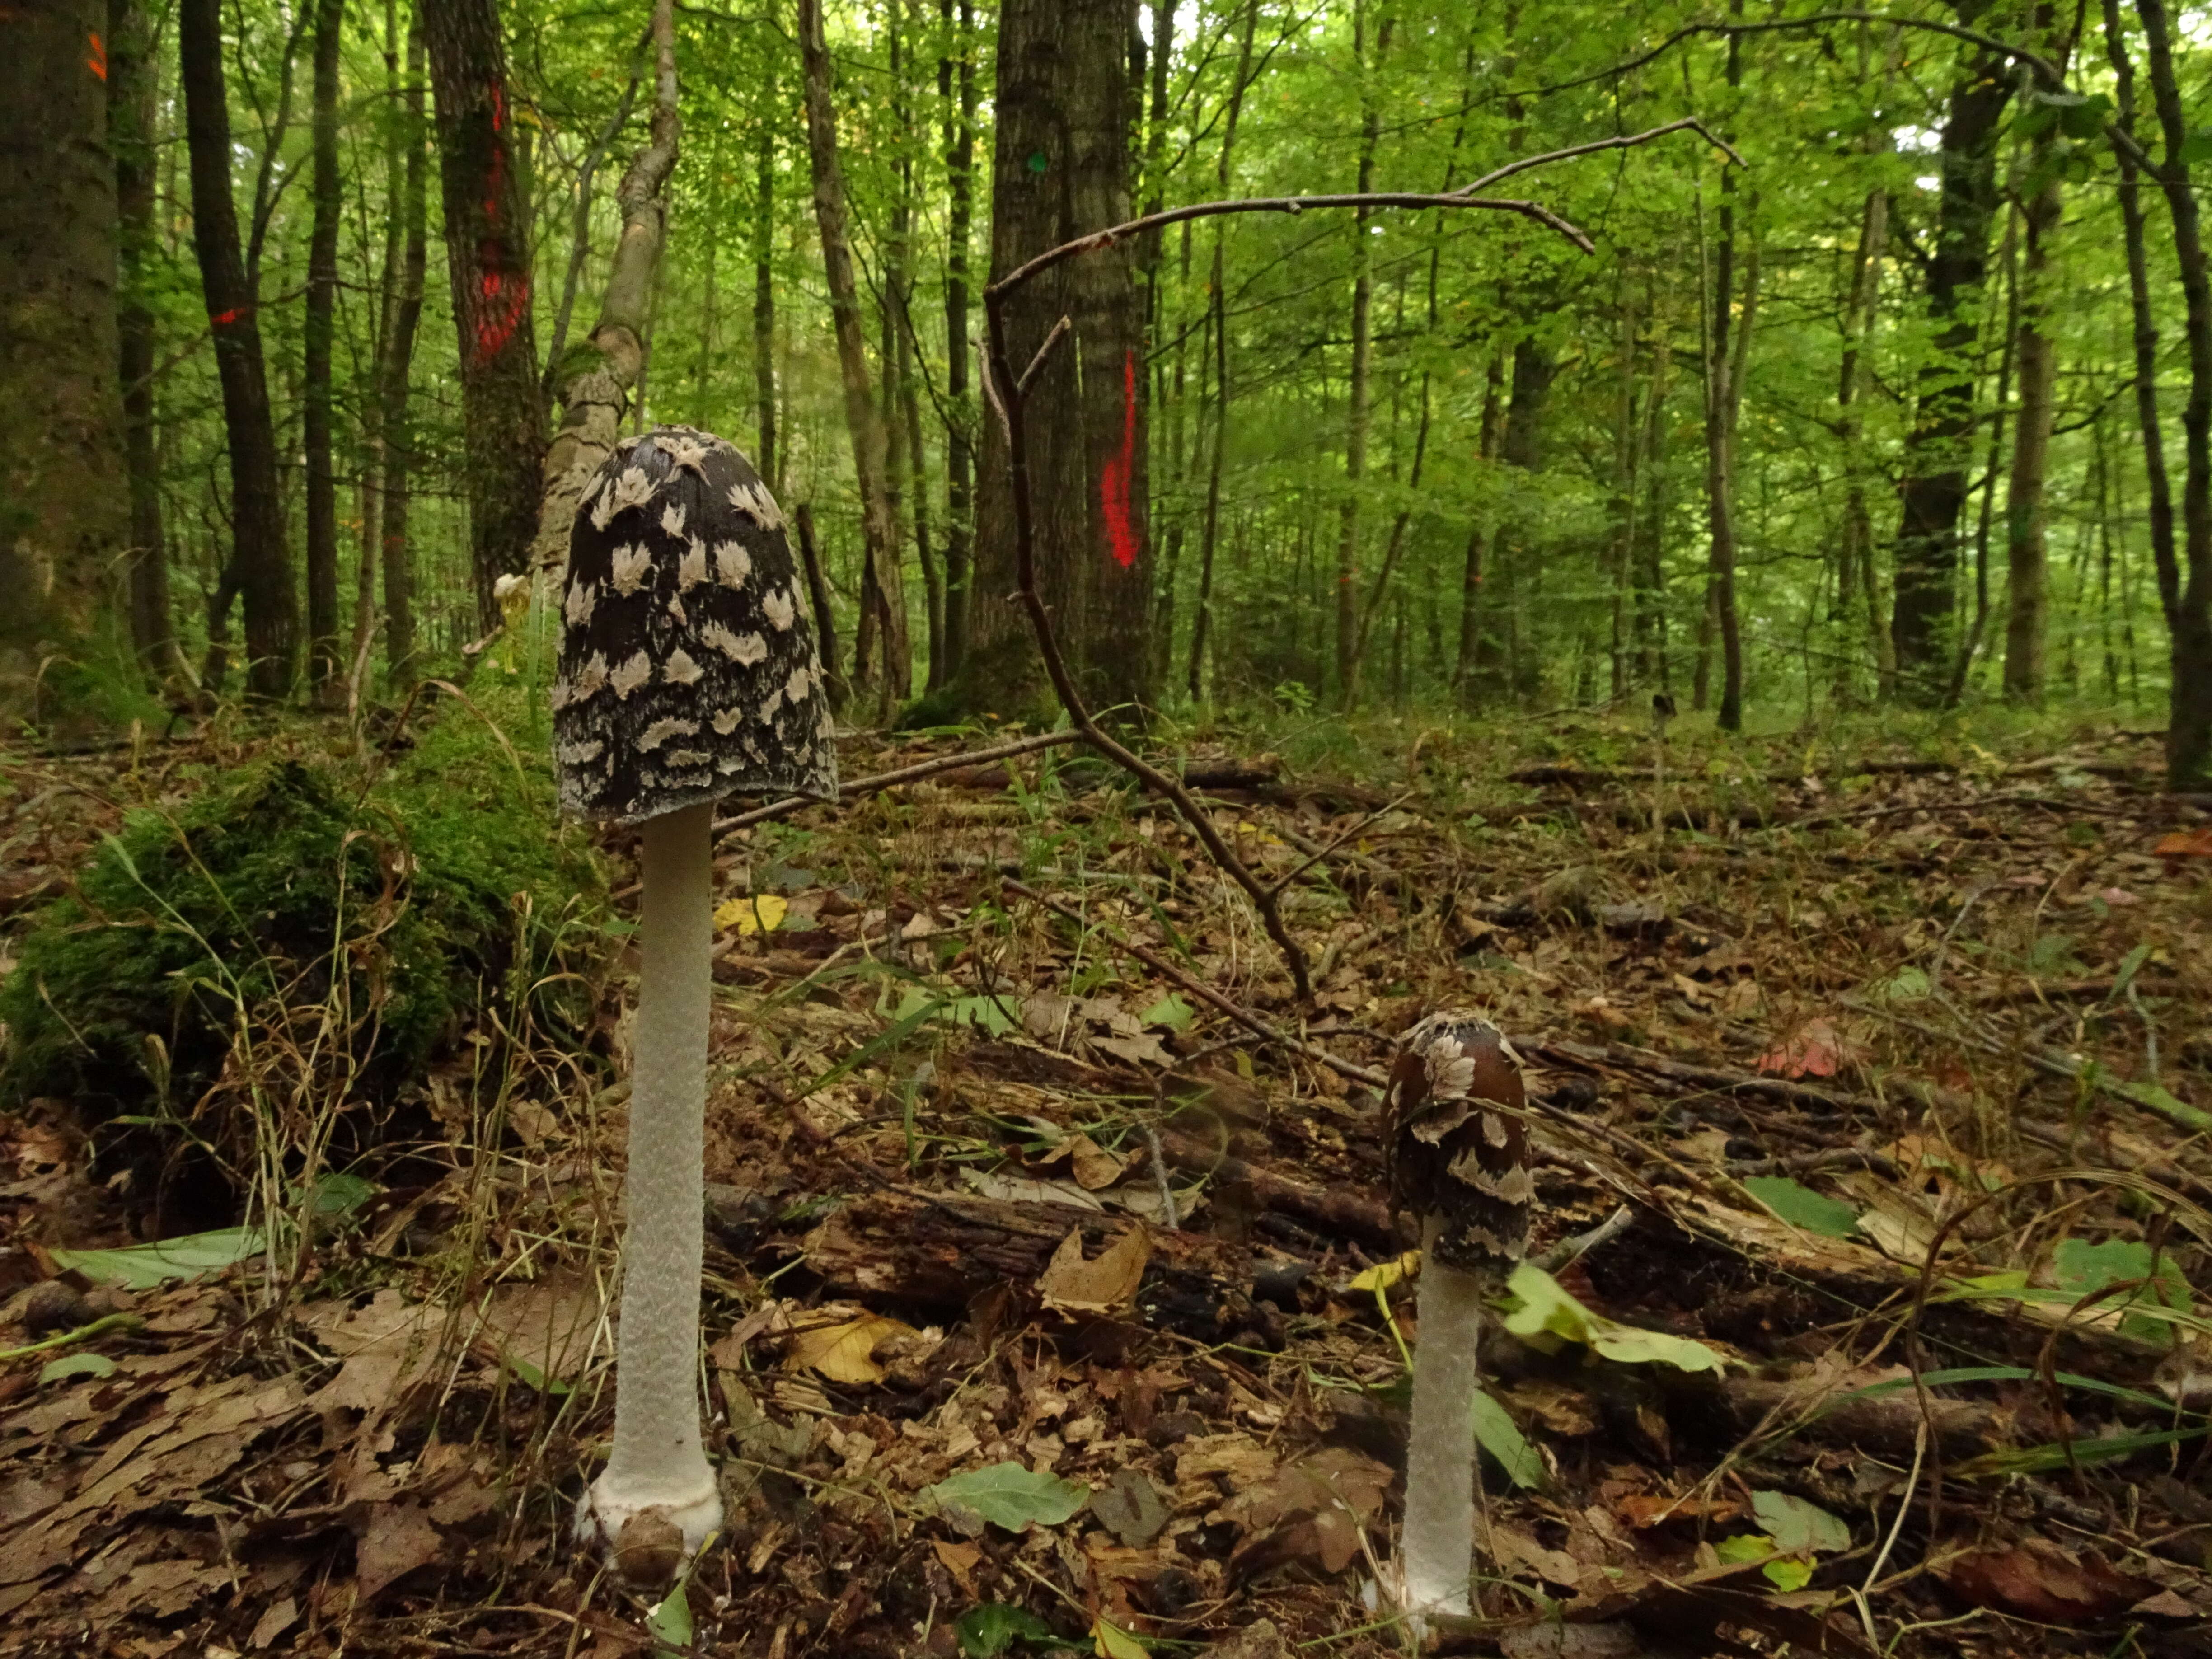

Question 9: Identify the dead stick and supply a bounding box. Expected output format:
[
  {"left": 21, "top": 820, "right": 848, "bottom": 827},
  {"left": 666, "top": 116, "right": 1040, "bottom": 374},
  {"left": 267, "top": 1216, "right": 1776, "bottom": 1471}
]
[{"left": 716, "top": 730, "right": 1082, "bottom": 836}]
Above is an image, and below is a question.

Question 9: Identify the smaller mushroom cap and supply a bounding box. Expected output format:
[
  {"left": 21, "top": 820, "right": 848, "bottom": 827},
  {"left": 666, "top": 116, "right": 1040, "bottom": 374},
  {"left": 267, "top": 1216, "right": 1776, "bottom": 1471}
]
[
  {"left": 1385, "top": 1012, "right": 1532, "bottom": 1275},
  {"left": 552, "top": 426, "right": 837, "bottom": 824}
]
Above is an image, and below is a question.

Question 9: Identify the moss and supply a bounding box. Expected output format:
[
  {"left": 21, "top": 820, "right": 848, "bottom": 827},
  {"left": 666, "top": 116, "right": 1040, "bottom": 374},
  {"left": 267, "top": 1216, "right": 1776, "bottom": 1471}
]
[{"left": 0, "top": 729, "right": 608, "bottom": 1155}]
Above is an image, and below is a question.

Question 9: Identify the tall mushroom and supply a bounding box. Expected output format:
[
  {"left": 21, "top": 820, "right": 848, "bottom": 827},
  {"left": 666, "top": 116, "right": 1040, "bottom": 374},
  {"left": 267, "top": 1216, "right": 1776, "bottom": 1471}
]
[
  {"left": 1384, "top": 1012, "right": 1532, "bottom": 1622},
  {"left": 553, "top": 425, "right": 837, "bottom": 1565}
]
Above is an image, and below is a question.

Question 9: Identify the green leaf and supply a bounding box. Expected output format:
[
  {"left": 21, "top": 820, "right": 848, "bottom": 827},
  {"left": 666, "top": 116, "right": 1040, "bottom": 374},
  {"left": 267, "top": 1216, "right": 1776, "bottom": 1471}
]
[
  {"left": 955, "top": 1604, "right": 1057, "bottom": 1658},
  {"left": 1751, "top": 1490, "right": 1850, "bottom": 1556},
  {"left": 499, "top": 1353, "right": 572, "bottom": 1396},
  {"left": 2180, "top": 129, "right": 2212, "bottom": 167},
  {"left": 1955, "top": 1425, "right": 2208, "bottom": 1477},
  {"left": 893, "top": 988, "right": 1017, "bottom": 1037},
  {"left": 39, "top": 1352, "right": 116, "bottom": 1384},
  {"left": 1878, "top": 965, "right": 1930, "bottom": 1003},
  {"left": 1714, "top": 1533, "right": 1776, "bottom": 1565},
  {"left": 645, "top": 1562, "right": 695, "bottom": 1659},
  {"left": 1090, "top": 1617, "right": 1148, "bottom": 1658},
  {"left": 2053, "top": 1237, "right": 2192, "bottom": 1344},
  {"left": 1137, "top": 992, "right": 1195, "bottom": 1032},
  {"left": 305, "top": 1171, "right": 376, "bottom": 1218},
  {"left": 51, "top": 1227, "right": 262, "bottom": 1289},
  {"left": 927, "top": 1463, "right": 1089, "bottom": 1532},
  {"left": 1472, "top": 1388, "right": 1547, "bottom": 1490},
  {"left": 1763, "top": 1557, "right": 1814, "bottom": 1592},
  {"left": 1842, "top": 1364, "right": 2177, "bottom": 1415},
  {"left": 1741, "top": 1176, "right": 1861, "bottom": 1240},
  {"left": 1502, "top": 1263, "right": 1726, "bottom": 1375}
]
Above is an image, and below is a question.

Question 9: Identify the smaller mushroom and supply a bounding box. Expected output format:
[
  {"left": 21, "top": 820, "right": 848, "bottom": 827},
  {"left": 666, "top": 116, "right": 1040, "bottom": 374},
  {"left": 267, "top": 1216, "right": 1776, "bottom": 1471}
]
[{"left": 1384, "top": 1012, "right": 1532, "bottom": 1623}]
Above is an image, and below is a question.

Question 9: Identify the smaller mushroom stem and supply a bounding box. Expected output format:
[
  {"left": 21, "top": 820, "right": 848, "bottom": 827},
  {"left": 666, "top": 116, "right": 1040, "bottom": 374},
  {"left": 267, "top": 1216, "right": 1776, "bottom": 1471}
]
[
  {"left": 1401, "top": 1218, "right": 1491, "bottom": 1618},
  {"left": 590, "top": 799, "right": 720, "bottom": 1545}
]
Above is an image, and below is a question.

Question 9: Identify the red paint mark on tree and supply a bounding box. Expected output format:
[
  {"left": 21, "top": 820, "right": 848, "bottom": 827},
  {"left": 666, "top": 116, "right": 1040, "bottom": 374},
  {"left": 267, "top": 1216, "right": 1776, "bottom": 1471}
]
[
  {"left": 87, "top": 31, "right": 106, "bottom": 79},
  {"left": 467, "top": 81, "right": 529, "bottom": 366},
  {"left": 210, "top": 308, "right": 240, "bottom": 327},
  {"left": 1100, "top": 350, "right": 1140, "bottom": 570},
  {"left": 474, "top": 270, "right": 529, "bottom": 364}
]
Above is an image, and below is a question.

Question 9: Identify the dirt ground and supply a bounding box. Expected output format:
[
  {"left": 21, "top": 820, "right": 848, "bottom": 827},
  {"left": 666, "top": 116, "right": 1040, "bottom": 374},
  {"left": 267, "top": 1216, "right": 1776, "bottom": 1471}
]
[{"left": 3, "top": 711, "right": 2211, "bottom": 1658}]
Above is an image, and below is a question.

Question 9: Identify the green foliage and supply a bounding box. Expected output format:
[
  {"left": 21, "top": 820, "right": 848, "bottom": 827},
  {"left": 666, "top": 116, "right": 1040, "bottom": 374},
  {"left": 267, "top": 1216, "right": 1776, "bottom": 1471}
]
[
  {"left": 925, "top": 1462, "right": 1090, "bottom": 1531},
  {"left": 1503, "top": 1262, "right": 1727, "bottom": 1375},
  {"left": 0, "top": 724, "right": 607, "bottom": 1165},
  {"left": 1741, "top": 1176, "right": 1861, "bottom": 1240},
  {"left": 953, "top": 1605, "right": 1060, "bottom": 1658}
]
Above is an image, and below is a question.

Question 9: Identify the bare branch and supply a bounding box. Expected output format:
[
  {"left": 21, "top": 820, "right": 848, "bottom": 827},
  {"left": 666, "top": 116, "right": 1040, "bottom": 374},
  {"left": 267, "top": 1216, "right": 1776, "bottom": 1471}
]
[
  {"left": 715, "top": 729, "right": 1083, "bottom": 837},
  {"left": 1017, "top": 315, "right": 1073, "bottom": 396},
  {"left": 1457, "top": 117, "right": 1743, "bottom": 196}
]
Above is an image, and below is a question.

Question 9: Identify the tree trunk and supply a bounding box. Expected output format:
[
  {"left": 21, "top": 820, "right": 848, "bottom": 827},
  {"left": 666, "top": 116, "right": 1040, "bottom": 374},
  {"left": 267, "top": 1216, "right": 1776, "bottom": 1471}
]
[
  {"left": 798, "top": 0, "right": 910, "bottom": 720},
  {"left": 110, "top": 0, "right": 184, "bottom": 698},
  {"left": 2104, "top": 0, "right": 2181, "bottom": 635},
  {"left": 959, "top": 0, "right": 1148, "bottom": 720},
  {"left": 1494, "top": 338, "right": 1554, "bottom": 703},
  {"left": 531, "top": 0, "right": 680, "bottom": 579},
  {"left": 1186, "top": 0, "right": 1258, "bottom": 702},
  {"left": 381, "top": 12, "right": 429, "bottom": 687},
  {"left": 2002, "top": 186, "right": 2064, "bottom": 701},
  {"left": 544, "top": 71, "right": 641, "bottom": 402},
  {"left": 425, "top": 0, "right": 547, "bottom": 631},
  {"left": 1333, "top": 4, "right": 1389, "bottom": 710},
  {"left": 179, "top": 0, "right": 296, "bottom": 699},
  {"left": 752, "top": 79, "right": 778, "bottom": 490},
  {"left": 1454, "top": 352, "right": 1507, "bottom": 699},
  {"left": 2137, "top": 0, "right": 2212, "bottom": 788},
  {"left": 938, "top": 0, "right": 978, "bottom": 682},
  {"left": 1702, "top": 14, "right": 1747, "bottom": 733},
  {"left": 1835, "top": 181, "right": 1893, "bottom": 703},
  {"left": 1888, "top": 16, "right": 2015, "bottom": 703},
  {"left": 303, "top": 0, "right": 343, "bottom": 703},
  {"left": 794, "top": 502, "right": 849, "bottom": 714}
]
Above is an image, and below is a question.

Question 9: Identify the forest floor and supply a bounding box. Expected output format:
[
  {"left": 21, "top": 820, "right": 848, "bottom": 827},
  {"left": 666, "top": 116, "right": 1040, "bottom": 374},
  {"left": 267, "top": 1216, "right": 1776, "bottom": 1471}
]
[{"left": 3, "top": 702, "right": 2212, "bottom": 1659}]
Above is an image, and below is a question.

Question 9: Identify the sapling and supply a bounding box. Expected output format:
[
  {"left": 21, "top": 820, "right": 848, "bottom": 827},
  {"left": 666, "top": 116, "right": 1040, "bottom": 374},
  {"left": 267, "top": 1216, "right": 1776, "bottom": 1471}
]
[
  {"left": 551, "top": 426, "right": 836, "bottom": 1570},
  {"left": 1384, "top": 1012, "right": 1532, "bottom": 1623}
]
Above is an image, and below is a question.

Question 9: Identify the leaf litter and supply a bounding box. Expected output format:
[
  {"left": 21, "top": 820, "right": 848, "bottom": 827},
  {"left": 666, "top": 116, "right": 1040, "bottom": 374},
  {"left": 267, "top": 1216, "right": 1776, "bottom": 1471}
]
[{"left": 1, "top": 717, "right": 2210, "bottom": 1654}]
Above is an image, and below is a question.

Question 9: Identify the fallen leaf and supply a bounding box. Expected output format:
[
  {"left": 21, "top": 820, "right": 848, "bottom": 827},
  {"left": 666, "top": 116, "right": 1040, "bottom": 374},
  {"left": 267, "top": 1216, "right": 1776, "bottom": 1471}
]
[
  {"left": 1038, "top": 1225, "right": 1149, "bottom": 1316},
  {"left": 926, "top": 1462, "right": 1088, "bottom": 1532},
  {"left": 2153, "top": 829, "right": 2212, "bottom": 858},
  {"left": 783, "top": 1311, "right": 917, "bottom": 1385},
  {"left": 930, "top": 1538, "right": 983, "bottom": 1598},
  {"left": 248, "top": 1597, "right": 300, "bottom": 1649},
  {"left": 1943, "top": 1541, "right": 2153, "bottom": 1624},
  {"left": 1504, "top": 1263, "right": 1727, "bottom": 1374},
  {"left": 1067, "top": 1132, "right": 1128, "bottom": 1190},
  {"left": 1615, "top": 1492, "right": 1746, "bottom": 1528},
  {"left": 1223, "top": 1446, "right": 1391, "bottom": 1574},
  {"left": 354, "top": 1500, "right": 442, "bottom": 1601},
  {"left": 714, "top": 892, "right": 787, "bottom": 934},
  {"left": 1756, "top": 1017, "right": 1846, "bottom": 1079},
  {"left": 1089, "top": 1467, "right": 1170, "bottom": 1547}
]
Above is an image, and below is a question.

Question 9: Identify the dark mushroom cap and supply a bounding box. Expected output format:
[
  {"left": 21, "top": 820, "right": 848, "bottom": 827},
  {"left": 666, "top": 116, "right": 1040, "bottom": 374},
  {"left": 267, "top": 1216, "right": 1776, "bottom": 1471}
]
[
  {"left": 1385, "top": 1012, "right": 1532, "bottom": 1275},
  {"left": 552, "top": 426, "right": 838, "bottom": 824}
]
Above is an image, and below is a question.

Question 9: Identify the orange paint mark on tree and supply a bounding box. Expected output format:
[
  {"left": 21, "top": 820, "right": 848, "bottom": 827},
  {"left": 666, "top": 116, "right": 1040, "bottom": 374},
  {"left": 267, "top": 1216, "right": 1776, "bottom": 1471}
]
[
  {"left": 1100, "top": 350, "right": 1139, "bottom": 570},
  {"left": 87, "top": 31, "right": 106, "bottom": 80}
]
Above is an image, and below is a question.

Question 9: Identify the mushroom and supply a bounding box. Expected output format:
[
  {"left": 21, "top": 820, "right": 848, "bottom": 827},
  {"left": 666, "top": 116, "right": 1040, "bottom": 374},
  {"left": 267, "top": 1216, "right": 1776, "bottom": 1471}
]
[
  {"left": 1383, "top": 1012, "right": 1532, "bottom": 1622},
  {"left": 552, "top": 425, "right": 837, "bottom": 1566}
]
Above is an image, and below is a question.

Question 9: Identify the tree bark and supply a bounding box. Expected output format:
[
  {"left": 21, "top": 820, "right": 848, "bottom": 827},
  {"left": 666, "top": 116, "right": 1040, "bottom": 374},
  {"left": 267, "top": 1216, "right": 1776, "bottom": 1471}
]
[
  {"left": 2136, "top": 0, "right": 2212, "bottom": 788},
  {"left": 798, "top": 0, "right": 911, "bottom": 720},
  {"left": 1454, "top": 352, "right": 1507, "bottom": 699},
  {"left": 425, "top": 0, "right": 547, "bottom": 630},
  {"left": 1836, "top": 180, "right": 1893, "bottom": 703},
  {"left": 1333, "top": 4, "right": 1389, "bottom": 710},
  {"left": 2104, "top": 0, "right": 2181, "bottom": 637},
  {"left": 960, "top": 0, "right": 1148, "bottom": 720},
  {"left": 938, "top": 0, "right": 978, "bottom": 682},
  {"left": 110, "top": 0, "right": 185, "bottom": 698},
  {"left": 2002, "top": 188, "right": 2063, "bottom": 699},
  {"left": 531, "top": 0, "right": 680, "bottom": 580},
  {"left": 1702, "top": 13, "right": 1748, "bottom": 733},
  {"left": 751, "top": 78, "right": 778, "bottom": 492},
  {"left": 544, "top": 71, "right": 641, "bottom": 404},
  {"left": 303, "top": 0, "right": 344, "bottom": 703},
  {"left": 179, "top": 0, "right": 296, "bottom": 699},
  {"left": 1888, "top": 13, "right": 2015, "bottom": 703},
  {"left": 381, "top": 11, "right": 429, "bottom": 687},
  {"left": 1186, "top": 0, "right": 1259, "bottom": 702}
]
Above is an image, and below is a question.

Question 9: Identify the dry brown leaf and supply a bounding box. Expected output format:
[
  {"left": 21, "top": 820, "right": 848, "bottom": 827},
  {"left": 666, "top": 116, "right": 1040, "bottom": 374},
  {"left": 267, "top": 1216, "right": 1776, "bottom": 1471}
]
[
  {"left": 354, "top": 1500, "right": 443, "bottom": 1601},
  {"left": 1038, "top": 1225, "right": 1149, "bottom": 1315},
  {"left": 1222, "top": 1446, "right": 1392, "bottom": 1575},
  {"left": 303, "top": 1290, "right": 445, "bottom": 1416},
  {"left": 1067, "top": 1133, "right": 1128, "bottom": 1190},
  {"left": 931, "top": 1538, "right": 983, "bottom": 1597},
  {"left": 1943, "top": 1541, "right": 2153, "bottom": 1624},
  {"left": 783, "top": 1311, "right": 918, "bottom": 1385}
]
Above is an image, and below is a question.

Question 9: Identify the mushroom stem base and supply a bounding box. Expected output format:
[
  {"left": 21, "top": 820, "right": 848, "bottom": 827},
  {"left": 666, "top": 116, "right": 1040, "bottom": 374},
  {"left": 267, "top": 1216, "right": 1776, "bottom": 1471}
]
[{"left": 1399, "top": 1226, "right": 1494, "bottom": 1619}]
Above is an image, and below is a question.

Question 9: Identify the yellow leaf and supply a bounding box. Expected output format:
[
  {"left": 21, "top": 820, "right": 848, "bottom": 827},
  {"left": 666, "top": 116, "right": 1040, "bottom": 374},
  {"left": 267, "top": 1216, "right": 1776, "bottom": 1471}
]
[
  {"left": 1091, "top": 1617, "right": 1148, "bottom": 1659},
  {"left": 783, "top": 1311, "right": 914, "bottom": 1384},
  {"left": 1348, "top": 1249, "right": 1422, "bottom": 1293},
  {"left": 714, "top": 892, "right": 787, "bottom": 935}
]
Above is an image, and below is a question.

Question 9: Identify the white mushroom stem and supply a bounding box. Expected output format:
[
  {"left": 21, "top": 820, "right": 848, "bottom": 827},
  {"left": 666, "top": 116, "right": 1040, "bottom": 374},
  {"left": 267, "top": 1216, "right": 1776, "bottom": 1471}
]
[
  {"left": 581, "top": 799, "right": 722, "bottom": 1553},
  {"left": 1400, "top": 1218, "right": 1489, "bottom": 1619}
]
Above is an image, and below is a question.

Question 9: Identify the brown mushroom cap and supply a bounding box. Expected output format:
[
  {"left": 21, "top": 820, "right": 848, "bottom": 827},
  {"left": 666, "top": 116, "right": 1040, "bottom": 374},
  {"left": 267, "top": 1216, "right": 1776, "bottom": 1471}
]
[
  {"left": 1385, "top": 1012, "right": 1532, "bottom": 1275},
  {"left": 552, "top": 426, "right": 837, "bottom": 825}
]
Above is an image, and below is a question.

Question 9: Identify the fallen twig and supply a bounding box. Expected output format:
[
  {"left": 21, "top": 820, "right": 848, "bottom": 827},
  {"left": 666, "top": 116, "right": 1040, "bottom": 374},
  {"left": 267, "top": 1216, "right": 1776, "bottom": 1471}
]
[{"left": 716, "top": 729, "right": 1082, "bottom": 837}]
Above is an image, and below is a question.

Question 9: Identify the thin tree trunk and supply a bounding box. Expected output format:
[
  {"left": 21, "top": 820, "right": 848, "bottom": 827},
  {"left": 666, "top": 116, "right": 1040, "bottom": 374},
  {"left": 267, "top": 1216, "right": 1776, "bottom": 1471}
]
[
  {"left": 1836, "top": 182, "right": 1893, "bottom": 702},
  {"left": 180, "top": 0, "right": 296, "bottom": 698},
  {"left": 2002, "top": 178, "right": 2064, "bottom": 701},
  {"left": 885, "top": 2, "right": 939, "bottom": 687},
  {"left": 304, "top": 0, "right": 344, "bottom": 704},
  {"left": 1889, "top": 14, "right": 2015, "bottom": 701},
  {"left": 1702, "top": 11, "right": 1747, "bottom": 733},
  {"left": 111, "top": 0, "right": 184, "bottom": 696},
  {"left": 1454, "top": 352, "right": 1507, "bottom": 698},
  {"left": 1186, "top": 0, "right": 1259, "bottom": 701},
  {"left": 798, "top": 0, "right": 910, "bottom": 719},
  {"left": 794, "top": 502, "right": 849, "bottom": 714},
  {"left": 2137, "top": 0, "right": 2212, "bottom": 787},
  {"left": 530, "top": 0, "right": 680, "bottom": 578},
  {"left": 425, "top": 0, "right": 548, "bottom": 629},
  {"left": 1333, "top": 3, "right": 1389, "bottom": 709},
  {"left": 752, "top": 76, "right": 778, "bottom": 486},
  {"left": 1950, "top": 200, "right": 2019, "bottom": 708},
  {"left": 938, "top": 0, "right": 977, "bottom": 681},
  {"left": 2105, "top": 0, "right": 2181, "bottom": 634},
  {"left": 544, "top": 71, "right": 642, "bottom": 399},
  {"left": 381, "top": 11, "right": 429, "bottom": 687}
]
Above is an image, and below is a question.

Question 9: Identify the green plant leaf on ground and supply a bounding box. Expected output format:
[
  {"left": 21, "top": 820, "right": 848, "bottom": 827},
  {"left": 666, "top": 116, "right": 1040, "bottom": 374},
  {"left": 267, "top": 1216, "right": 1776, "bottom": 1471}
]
[
  {"left": 2053, "top": 1237, "right": 2193, "bottom": 1344},
  {"left": 645, "top": 1558, "right": 697, "bottom": 1659},
  {"left": 1741, "top": 1176, "right": 1861, "bottom": 1239},
  {"left": 51, "top": 1227, "right": 262, "bottom": 1289},
  {"left": 39, "top": 1352, "right": 116, "bottom": 1384},
  {"left": 1715, "top": 1533, "right": 1776, "bottom": 1565},
  {"left": 1503, "top": 1263, "right": 1727, "bottom": 1375},
  {"left": 1137, "top": 991, "right": 1194, "bottom": 1031},
  {"left": 1752, "top": 1490, "right": 1850, "bottom": 1555},
  {"left": 1472, "top": 1389, "right": 1547, "bottom": 1490},
  {"left": 1090, "top": 1617, "right": 1147, "bottom": 1658},
  {"left": 926, "top": 1463, "right": 1088, "bottom": 1532},
  {"left": 955, "top": 1604, "right": 1058, "bottom": 1657},
  {"left": 895, "top": 987, "right": 1018, "bottom": 1036}
]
